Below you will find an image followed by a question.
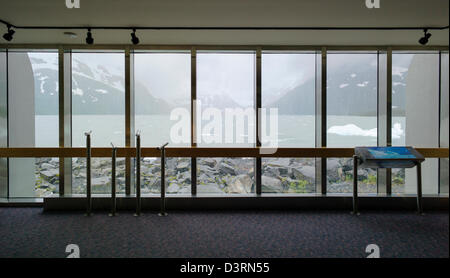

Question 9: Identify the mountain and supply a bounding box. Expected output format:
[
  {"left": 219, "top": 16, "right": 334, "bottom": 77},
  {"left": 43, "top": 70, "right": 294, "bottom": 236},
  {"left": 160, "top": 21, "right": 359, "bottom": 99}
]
[
  {"left": 32, "top": 57, "right": 172, "bottom": 115},
  {"left": 31, "top": 55, "right": 408, "bottom": 116},
  {"left": 198, "top": 93, "right": 244, "bottom": 110},
  {"left": 267, "top": 63, "right": 408, "bottom": 116}
]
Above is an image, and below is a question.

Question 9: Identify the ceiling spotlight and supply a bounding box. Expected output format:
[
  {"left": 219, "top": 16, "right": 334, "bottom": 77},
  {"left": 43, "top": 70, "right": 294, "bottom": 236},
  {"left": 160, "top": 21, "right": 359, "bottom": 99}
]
[
  {"left": 418, "top": 29, "right": 432, "bottom": 45},
  {"left": 86, "top": 28, "right": 94, "bottom": 45},
  {"left": 131, "top": 28, "right": 139, "bottom": 45},
  {"left": 3, "top": 25, "right": 15, "bottom": 42}
]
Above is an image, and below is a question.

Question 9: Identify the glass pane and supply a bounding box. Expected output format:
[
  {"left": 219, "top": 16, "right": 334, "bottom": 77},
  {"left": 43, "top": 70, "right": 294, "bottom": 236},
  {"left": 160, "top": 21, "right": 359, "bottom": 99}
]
[
  {"left": 0, "top": 51, "right": 7, "bottom": 198},
  {"left": 392, "top": 53, "right": 440, "bottom": 194},
  {"left": 261, "top": 52, "right": 316, "bottom": 193},
  {"left": 197, "top": 52, "right": 256, "bottom": 194},
  {"left": 134, "top": 52, "right": 191, "bottom": 194},
  {"left": 326, "top": 53, "right": 378, "bottom": 194},
  {"left": 8, "top": 51, "right": 59, "bottom": 197},
  {"left": 134, "top": 52, "right": 191, "bottom": 147},
  {"left": 440, "top": 52, "right": 449, "bottom": 194},
  {"left": 71, "top": 52, "right": 125, "bottom": 194}
]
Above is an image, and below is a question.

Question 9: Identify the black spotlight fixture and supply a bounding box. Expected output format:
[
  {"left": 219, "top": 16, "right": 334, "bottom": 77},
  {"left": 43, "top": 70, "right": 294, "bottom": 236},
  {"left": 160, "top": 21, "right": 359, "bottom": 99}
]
[
  {"left": 418, "top": 29, "right": 432, "bottom": 45},
  {"left": 3, "top": 25, "right": 15, "bottom": 42},
  {"left": 131, "top": 28, "right": 139, "bottom": 45},
  {"left": 85, "top": 28, "right": 94, "bottom": 45}
]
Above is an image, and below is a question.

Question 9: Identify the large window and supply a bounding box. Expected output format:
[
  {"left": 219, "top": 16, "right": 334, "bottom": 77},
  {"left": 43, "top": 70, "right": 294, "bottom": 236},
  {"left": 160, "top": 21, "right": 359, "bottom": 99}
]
[
  {"left": 261, "top": 52, "right": 316, "bottom": 193},
  {"left": 0, "top": 50, "right": 6, "bottom": 198},
  {"left": 134, "top": 52, "right": 191, "bottom": 194},
  {"left": 1, "top": 47, "right": 447, "bottom": 199},
  {"left": 392, "top": 52, "right": 440, "bottom": 194},
  {"left": 196, "top": 52, "right": 256, "bottom": 194},
  {"left": 326, "top": 52, "right": 378, "bottom": 194},
  {"left": 71, "top": 52, "right": 125, "bottom": 194}
]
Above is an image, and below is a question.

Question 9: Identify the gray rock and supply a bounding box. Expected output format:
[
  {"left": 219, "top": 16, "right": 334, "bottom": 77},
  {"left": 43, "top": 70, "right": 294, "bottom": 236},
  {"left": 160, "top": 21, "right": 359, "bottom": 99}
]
[
  {"left": 261, "top": 176, "right": 284, "bottom": 193},
  {"left": 227, "top": 174, "right": 252, "bottom": 193},
  {"left": 176, "top": 161, "right": 190, "bottom": 172},
  {"left": 197, "top": 183, "right": 225, "bottom": 194},
  {"left": 149, "top": 178, "right": 161, "bottom": 189},
  {"left": 218, "top": 163, "right": 236, "bottom": 175},
  {"left": 300, "top": 166, "right": 315, "bottom": 179},
  {"left": 40, "top": 163, "right": 56, "bottom": 170},
  {"left": 167, "top": 183, "right": 180, "bottom": 193},
  {"left": 266, "top": 158, "right": 291, "bottom": 168},
  {"left": 150, "top": 166, "right": 161, "bottom": 174},
  {"left": 92, "top": 177, "right": 111, "bottom": 193},
  {"left": 327, "top": 159, "right": 340, "bottom": 171},
  {"left": 178, "top": 186, "right": 191, "bottom": 194},
  {"left": 201, "top": 158, "right": 217, "bottom": 168},
  {"left": 40, "top": 169, "right": 59, "bottom": 181},
  {"left": 264, "top": 166, "right": 280, "bottom": 178}
]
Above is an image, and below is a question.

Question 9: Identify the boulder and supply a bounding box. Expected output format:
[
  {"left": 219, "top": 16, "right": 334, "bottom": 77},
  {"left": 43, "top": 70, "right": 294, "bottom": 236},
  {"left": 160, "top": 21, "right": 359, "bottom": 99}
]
[
  {"left": 261, "top": 176, "right": 284, "bottom": 193},
  {"left": 227, "top": 175, "right": 252, "bottom": 193},
  {"left": 150, "top": 166, "right": 161, "bottom": 174},
  {"left": 327, "top": 159, "right": 340, "bottom": 171},
  {"left": 40, "top": 163, "right": 56, "bottom": 170},
  {"left": 167, "top": 183, "right": 180, "bottom": 193},
  {"left": 201, "top": 158, "right": 217, "bottom": 168},
  {"left": 92, "top": 177, "right": 110, "bottom": 193},
  {"left": 176, "top": 161, "right": 190, "bottom": 172},
  {"left": 197, "top": 183, "right": 225, "bottom": 194},
  {"left": 178, "top": 186, "right": 191, "bottom": 194},
  {"left": 218, "top": 163, "right": 236, "bottom": 176},
  {"left": 292, "top": 166, "right": 315, "bottom": 181},
  {"left": 40, "top": 169, "right": 59, "bottom": 182}
]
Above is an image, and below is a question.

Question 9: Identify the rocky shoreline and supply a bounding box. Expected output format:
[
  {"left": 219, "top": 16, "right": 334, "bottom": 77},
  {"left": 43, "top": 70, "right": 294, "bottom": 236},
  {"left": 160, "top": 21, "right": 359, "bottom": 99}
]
[{"left": 35, "top": 157, "right": 405, "bottom": 197}]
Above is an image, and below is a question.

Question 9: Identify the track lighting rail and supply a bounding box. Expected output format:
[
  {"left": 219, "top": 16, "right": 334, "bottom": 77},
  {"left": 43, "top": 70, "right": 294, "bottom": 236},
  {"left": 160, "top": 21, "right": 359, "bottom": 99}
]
[{"left": 1, "top": 19, "right": 449, "bottom": 31}]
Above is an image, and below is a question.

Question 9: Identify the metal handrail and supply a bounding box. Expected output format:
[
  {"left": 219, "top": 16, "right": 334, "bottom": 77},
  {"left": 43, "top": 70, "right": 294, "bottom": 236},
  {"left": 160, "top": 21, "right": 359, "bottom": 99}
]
[{"left": 0, "top": 147, "right": 447, "bottom": 158}]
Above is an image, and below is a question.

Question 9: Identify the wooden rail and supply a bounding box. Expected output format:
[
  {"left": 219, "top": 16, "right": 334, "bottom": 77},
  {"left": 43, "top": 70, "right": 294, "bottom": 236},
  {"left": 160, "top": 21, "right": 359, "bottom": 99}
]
[{"left": 0, "top": 147, "right": 448, "bottom": 158}]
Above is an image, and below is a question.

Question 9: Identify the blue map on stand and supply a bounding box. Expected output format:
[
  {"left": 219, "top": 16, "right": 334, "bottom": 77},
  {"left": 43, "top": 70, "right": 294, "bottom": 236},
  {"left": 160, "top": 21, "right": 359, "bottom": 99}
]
[{"left": 367, "top": 147, "right": 416, "bottom": 159}]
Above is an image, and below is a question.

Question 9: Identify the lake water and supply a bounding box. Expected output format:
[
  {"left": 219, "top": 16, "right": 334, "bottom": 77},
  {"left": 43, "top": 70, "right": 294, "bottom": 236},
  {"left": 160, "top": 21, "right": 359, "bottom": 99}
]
[{"left": 35, "top": 115, "right": 406, "bottom": 148}]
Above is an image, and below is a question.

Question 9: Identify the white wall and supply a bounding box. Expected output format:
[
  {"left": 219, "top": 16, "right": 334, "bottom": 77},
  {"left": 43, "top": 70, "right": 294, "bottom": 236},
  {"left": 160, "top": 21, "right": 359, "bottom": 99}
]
[{"left": 8, "top": 53, "right": 36, "bottom": 198}]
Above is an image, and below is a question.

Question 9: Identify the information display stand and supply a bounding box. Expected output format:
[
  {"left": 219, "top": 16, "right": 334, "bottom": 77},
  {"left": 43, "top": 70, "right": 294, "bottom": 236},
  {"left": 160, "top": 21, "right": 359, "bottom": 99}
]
[{"left": 352, "top": 147, "right": 425, "bottom": 215}]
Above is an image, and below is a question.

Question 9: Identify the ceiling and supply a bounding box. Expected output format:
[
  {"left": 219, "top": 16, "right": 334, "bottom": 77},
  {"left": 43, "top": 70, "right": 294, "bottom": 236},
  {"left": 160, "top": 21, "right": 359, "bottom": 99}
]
[{"left": 0, "top": 0, "right": 448, "bottom": 45}]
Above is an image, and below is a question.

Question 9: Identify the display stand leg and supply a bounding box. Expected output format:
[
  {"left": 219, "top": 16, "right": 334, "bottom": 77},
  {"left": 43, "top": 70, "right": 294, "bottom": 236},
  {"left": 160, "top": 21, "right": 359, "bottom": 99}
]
[
  {"left": 416, "top": 163, "right": 424, "bottom": 215},
  {"left": 351, "top": 155, "right": 359, "bottom": 215}
]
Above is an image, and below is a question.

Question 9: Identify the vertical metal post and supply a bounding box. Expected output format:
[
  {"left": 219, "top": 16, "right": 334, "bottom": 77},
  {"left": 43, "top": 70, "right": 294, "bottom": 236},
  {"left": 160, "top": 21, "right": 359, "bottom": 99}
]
[
  {"left": 416, "top": 163, "right": 424, "bottom": 215},
  {"left": 352, "top": 155, "right": 359, "bottom": 215},
  {"left": 158, "top": 143, "right": 169, "bottom": 216},
  {"left": 85, "top": 131, "right": 92, "bottom": 216},
  {"left": 134, "top": 132, "right": 141, "bottom": 216},
  {"left": 191, "top": 47, "right": 197, "bottom": 196},
  {"left": 59, "top": 48, "right": 72, "bottom": 196},
  {"left": 109, "top": 143, "right": 117, "bottom": 217},
  {"left": 125, "top": 47, "right": 135, "bottom": 196},
  {"left": 377, "top": 49, "right": 390, "bottom": 195},
  {"left": 317, "top": 48, "right": 327, "bottom": 194},
  {"left": 255, "top": 48, "right": 262, "bottom": 195}
]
